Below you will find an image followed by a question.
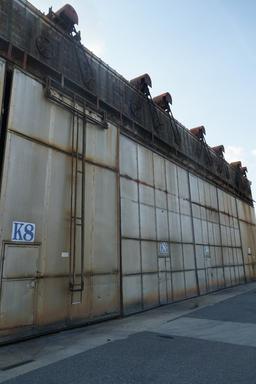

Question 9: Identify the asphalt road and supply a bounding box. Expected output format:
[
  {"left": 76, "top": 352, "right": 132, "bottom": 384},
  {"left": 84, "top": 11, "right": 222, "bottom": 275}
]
[{"left": 3, "top": 286, "right": 256, "bottom": 384}]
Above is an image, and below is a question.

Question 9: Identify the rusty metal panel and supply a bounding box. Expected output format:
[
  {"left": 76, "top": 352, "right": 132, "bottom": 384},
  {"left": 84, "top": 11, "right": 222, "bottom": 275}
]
[
  {"left": 37, "top": 277, "right": 69, "bottom": 326},
  {"left": 180, "top": 198, "right": 190, "bottom": 216},
  {"left": 213, "top": 225, "right": 221, "bottom": 245},
  {"left": 224, "top": 267, "right": 232, "bottom": 287},
  {"left": 183, "top": 244, "right": 195, "bottom": 270},
  {"left": 2, "top": 244, "right": 40, "bottom": 278},
  {"left": 156, "top": 208, "right": 168, "bottom": 241},
  {"left": 159, "top": 271, "right": 168, "bottom": 305},
  {"left": 138, "top": 146, "right": 154, "bottom": 185},
  {"left": 204, "top": 182, "right": 211, "bottom": 208},
  {"left": 153, "top": 154, "right": 166, "bottom": 190},
  {"left": 122, "top": 275, "right": 142, "bottom": 315},
  {"left": 121, "top": 199, "right": 139, "bottom": 238},
  {"left": 196, "top": 246, "right": 205, "bottom": 269},
  {"left": 217, "top": 267, "right": 225, "bottom": 288},
  {"left": 139, "top": 184, "right": 154, "bottom": 206},
  {"left": 172, "top": 272, "right": 185, "bottom": 300},
  {"left": 169, "top": 212, "right": 182, "bottom": 242},
  {"left": 122, "top": 240, "right": 141, "bottom": 275},
  {"left": 197, "top": 270, "right": 207, "bottom": 294},
  {"left": 170, "top": 243, "right": 184, "bottom": 270},
  {"left": 141, "top": 241, "right": 157, "bottom": 273},
  {"left": 0, "top": 134, "right": 49, "bottom": 241},
  {"left": 192, "top": 203, "right": 201, "bottom": 219},
  {"left": 8, "top": 70, "right": 72, "bottom": 150},
  {"left": 208, "top": 222, "right": 214, "bottom": 244},
  {"left": 121, "top": 178, "right": 138, "bottom": 202},
  {"left": 42, "top": 150, "right": 70, "bottom": 276},
  {"left": 167, "top": 272, "right": 172, "bottom": 301},
  {"left": 120, "top": 136, "right": 138, "bottom": 179},
  {"left": 166, "top": 162, "right": 178, "bottom": 196},
  {"left": 181, "top": 215, "right": 193, "bottom": 243},
  {"left": 158, "top": 258, "right": 166, "bottom": 273},
  {"left": 168, "top": 194, "right": 180, "bottom": 214},
  {"left": 201, "top": 206, "right": 207, "bottom": 221},
  {"left": 140, "top": 204, "right": 156, "bottom": 239},
  {"left": 91, "top": 274, "right": 119, "bottom": 318},
  {"left": 210, "top": 185, "right": 218, "bottom": 210},
  {"left": 0, "top": 279, "right": 35, "bottom": 328},
  {"left": 0, "top": 70, "right": 120, "bottom": 337},
  {"left": 86, "top": 121, "right": 117, "bottom": 168},
  {"left": 177, "top": 167, "right": 189, "bottom": 199},
  {"left": 142, "top": 273, "right": 159, "bottom": 309},
  {"left": 193, "top": 218, "right": 203, "bottom": 244},
  {"left": 198, "top": 179, "right": 205, "bottom": 206},
  {"left": 84, "top": 165, "right": 118, "bottom": 275},
  {"left": 189, "top": 174, "right": 200, "bottom": 203},
  {"left": 185, "top": 271, "right": 197, "bottom": 297},
  {"left": 218, "top": 190, "right": 224, "bottom": 213},
  {"left": 155, "top": 190, "right": 167, "bottom": 210}
]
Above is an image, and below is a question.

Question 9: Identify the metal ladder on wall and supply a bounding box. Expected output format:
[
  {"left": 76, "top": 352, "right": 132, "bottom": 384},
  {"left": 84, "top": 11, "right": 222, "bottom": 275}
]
[
  {"left": 44, "top": 79, "right": 108, "bottom": 304},
  {"left": 69, "top": 101, "right": 86, "bottom": 304}
]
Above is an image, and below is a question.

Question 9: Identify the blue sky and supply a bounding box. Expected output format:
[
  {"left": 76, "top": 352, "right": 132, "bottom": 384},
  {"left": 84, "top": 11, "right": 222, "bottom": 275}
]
[{"left": 33, "top": 0, "right": 256, "bottom": 199}]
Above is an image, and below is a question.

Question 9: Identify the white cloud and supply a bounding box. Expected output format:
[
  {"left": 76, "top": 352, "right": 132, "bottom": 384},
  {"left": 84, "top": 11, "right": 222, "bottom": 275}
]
[{"left": 251, "top": 149, "right": 256, "bottom": 157}]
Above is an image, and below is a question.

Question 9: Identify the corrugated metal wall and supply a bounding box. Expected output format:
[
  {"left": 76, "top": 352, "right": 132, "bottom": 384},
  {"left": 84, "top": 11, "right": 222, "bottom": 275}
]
[
  {"left": 0, "top": 61, "right": 255, "bottom": 340},
  {"left": 0, "top": 65, "right": 120, "bottom": 336},
  {"left": 120, "top": 135, "right": 256, "bottom": 315}
]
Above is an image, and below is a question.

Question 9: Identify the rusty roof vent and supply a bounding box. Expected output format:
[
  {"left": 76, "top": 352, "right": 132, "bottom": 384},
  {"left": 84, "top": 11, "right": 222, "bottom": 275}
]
[
  {"left": 130, "top": 74, "right": 152, "bottom": 97},
  {"left": 211, "top": 145, "right": 225, "bottom": 158},
  {"left": 230, "top": 161, "right": 242, "bottom": 169},
  {"left": 47, "top": 4, "right": 79, "bottom": 36},
  {"left": 153, "top": 92, "right": 172, "bottom": 113},
  {"left": 190, "top": 126, "right": 206, "bottom": 141}
]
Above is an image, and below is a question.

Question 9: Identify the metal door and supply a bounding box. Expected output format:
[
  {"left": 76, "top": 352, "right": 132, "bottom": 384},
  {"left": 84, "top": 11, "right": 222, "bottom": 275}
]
[{"left": 0, "top": 243, "right": 40, "bottom": 329}]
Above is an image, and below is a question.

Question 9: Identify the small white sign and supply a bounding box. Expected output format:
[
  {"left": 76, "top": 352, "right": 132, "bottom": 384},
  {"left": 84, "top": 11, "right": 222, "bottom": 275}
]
[
  {"left": 61, "top": 252, "right": 69, "bottom": 258},
  {"left": 11, "top": 221, "right": 36, "bottom": 242},
  {"left": 159, "top": 242, "right": 169, "bottom": 256}
]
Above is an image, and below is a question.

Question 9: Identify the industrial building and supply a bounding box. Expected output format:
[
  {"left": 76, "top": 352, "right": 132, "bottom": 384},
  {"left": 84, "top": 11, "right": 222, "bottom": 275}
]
[{"left": 0, "top": 0, "right": 255, "bottom": 343}]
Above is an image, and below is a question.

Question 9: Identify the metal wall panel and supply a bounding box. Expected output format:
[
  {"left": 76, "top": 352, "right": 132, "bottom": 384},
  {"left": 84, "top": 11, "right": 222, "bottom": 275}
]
[
  {"left": 120, "top": 135, "right": 138, "bottom": 179},
  {"left": 141, "top": 241, "right": 158, "bottom": 273},
  {"left": 119, "top": 135, "right": 253, "bottom": 311},
  {"left": 0, "top": 70, "right": 120, "bottom": 338},
  {"left": 0, "top": 66, "right": 255, "bottom": 339},
  {"left": 2, "top": 244, "right": 40, "bottom": 278},
  {"left": 122, "top": 240, "right": 141, "bottom": 275},
  {"left": 0, "top": 280, "right": 35, "bottom": 328},
  {"left": 122, "top": 275, "right": 142, "bottom": 315}
]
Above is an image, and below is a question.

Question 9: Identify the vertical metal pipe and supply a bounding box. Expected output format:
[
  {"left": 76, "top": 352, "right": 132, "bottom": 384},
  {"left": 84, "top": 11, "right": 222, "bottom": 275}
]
[
  {"left": 69, "top": 104, "right": 75, "bottom": 289},
  {"left": 72, "top": 111, "right": 79, "bottom": 287},
  {"left": 80, "top": 105, "right": 86, "bottom": 290}
]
